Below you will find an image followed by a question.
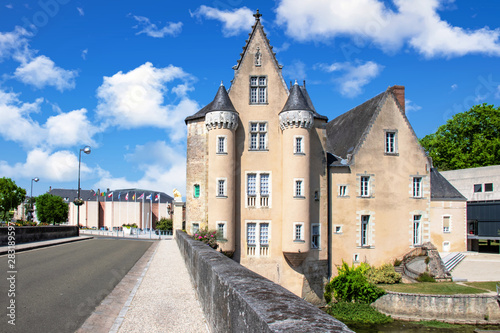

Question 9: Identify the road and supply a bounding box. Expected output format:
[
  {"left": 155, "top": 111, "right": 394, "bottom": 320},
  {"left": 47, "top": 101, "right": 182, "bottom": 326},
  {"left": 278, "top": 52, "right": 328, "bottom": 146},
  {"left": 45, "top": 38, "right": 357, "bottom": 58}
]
[{"left": 0, "top": 237, "right": 155, "bottom": 333}]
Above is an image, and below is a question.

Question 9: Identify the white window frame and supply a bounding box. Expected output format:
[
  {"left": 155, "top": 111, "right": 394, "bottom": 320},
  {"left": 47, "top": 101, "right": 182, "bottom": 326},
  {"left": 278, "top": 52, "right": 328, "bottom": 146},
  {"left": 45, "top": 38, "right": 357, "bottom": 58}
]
[
  {"left": 361, "top": 215, "right": 370, "bottom": 246},
  {"left": 334, "top": 225, "right": 343, "bottom": 234},
  {"left": 294, "top": 135, "right": 304, "bottom": 154},
  {"left": 250, "top": 76, "right": 267, "bottom": 104},
  {"left": 216, "top": 135, "right": 227, "bottom": 154},
  {"left": 246, "top": 220, "right": 271, "bottom": 257},
  {"left": 442, "top": 215, "right": 451, "bottom": 233},
  {"left": 216, "top": 178, "right": 227, "bottom": 198},
  {"left": 339, "top": 185, "right": 348, "bottom": 197},
  {"left": 249, "top": 121, "right": 267, "bottom": 151},
  {"left": 217, "top": 221, "right": 227, "bottom": 240},
  {"left": 413, "top": 215, "right": 422, "bottom": 246},
  {"left": 294, "top": 178, "right": 304, "bottom": 198},
  {"left": 293, "top": 222, "right": 304, "bottom": 241},
  {"left": 311, "top": 223, "right": 320, "bottom": 249},
  {"left": 384, "top": 130, "right": 397, "bottom": 154},
  {"left": 192, "top": 222, "right": 200, "bottom": 234},
  {"left": 245, "top": 171, "right": 272, "bottom": 208},
  {"left": 413, "top": 177, "right": 422, "bottom": 198},
  {"left": 360, "top": 176, "right": 370, "bottom": 197}
]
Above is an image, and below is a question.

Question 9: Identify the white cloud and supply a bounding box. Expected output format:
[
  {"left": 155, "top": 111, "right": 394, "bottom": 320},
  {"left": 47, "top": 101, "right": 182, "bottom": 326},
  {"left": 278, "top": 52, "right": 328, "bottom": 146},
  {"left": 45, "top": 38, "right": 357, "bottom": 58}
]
[
  {"left": 191, "top": 6, "right": 254, "bottom": 37},
  {"left": 451, "top": 83, "right": 458, "bottom": 90},
  {"left": 405, "top": 99, "right": 422, "bottom": 113},
  {"left": 0, "top": 27, "right": 31, "bottom": 62},
  {"left": 81, "top": 49, "right": 88, "bottom": 60},
  {"left": 14, "top": 55, "right": 78, "bottom": 91},
  {"left": 96, "top": 62, "right": 199, "bottom": 140},
  {"left": 132, "top": 15, "right": 182, "bottom": 38},
  {"left": 77, "top": 7, "right": 84, "bottom": 16},
  {"left": 0, "top": 149, "right": 90, "bottom": 182},
  {"left": 317, "top": 60, "right": 383, "bottom": 97},
  {"left": 283, "top": 60, "right": 307, "bottom": 82},
  {"left": 94, "top": 141, "right": 186, "bottom": 195},
  {"left": 0, "top": 89, "right": 97, "bottom": 149},
  {"left": 275, "top": 0, "right": 500, "bottom": 58},
  {"left": 273, "top": 42, "right": 290, "bottom": 53}
]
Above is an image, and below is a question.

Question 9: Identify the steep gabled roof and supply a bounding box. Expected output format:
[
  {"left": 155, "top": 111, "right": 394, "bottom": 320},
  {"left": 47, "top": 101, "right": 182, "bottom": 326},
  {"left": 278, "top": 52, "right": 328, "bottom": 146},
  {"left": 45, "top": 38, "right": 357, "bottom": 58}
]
[
  {"left": 232, "top": 10, "right": 282, "bottom": 73},
  {"left": 326, "top": 90, "right": 387, "bottom": 159},
  {"left": 430, "top": 168, "right": 467, "bottom": 201},
  {"left": 185, "top": 83, "right": 236, "bottom": 123}
]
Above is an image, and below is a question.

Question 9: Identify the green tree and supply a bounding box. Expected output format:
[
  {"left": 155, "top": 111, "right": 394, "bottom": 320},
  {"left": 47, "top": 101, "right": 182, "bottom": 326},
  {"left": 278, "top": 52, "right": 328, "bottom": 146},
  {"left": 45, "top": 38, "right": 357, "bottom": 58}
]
[
  {"left": 0, "top": 177, "right": 26, "bottom": 221},
  {"left": 155, "top": 218, "right": 172, "bottom": 231},
  {"left": 35, "top": 194, "right": 69, "bottom": 225},
  {"left": 420, "top": 104, "right": 500, "bottom": 170}
]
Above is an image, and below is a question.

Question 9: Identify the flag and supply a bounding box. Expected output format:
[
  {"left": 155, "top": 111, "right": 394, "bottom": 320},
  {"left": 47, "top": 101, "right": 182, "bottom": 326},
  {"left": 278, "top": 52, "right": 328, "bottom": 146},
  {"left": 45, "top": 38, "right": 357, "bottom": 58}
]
[
  {"left": 146, "top": 194, "right": 152, "bottom": 200},
  {"left": 118, "top": 192, "right": 121, "bottom": 200},
  {"left": 132, "top": 193, "right": 136, "bottom": 201},
  {"left": 101, "top": 192, "right": 105, "bottom": 197},
  {"left": 155, "top": 193, "right": 159, "bottom": 202},
  {"left": 107, "top": 192, "right": 113, "bottom": 198},
  {"left": 125, "top": 193, "right": 129, "bottom": 201},
  {"left": 138, "top": 193, "right": 144, "bottom": 200}
]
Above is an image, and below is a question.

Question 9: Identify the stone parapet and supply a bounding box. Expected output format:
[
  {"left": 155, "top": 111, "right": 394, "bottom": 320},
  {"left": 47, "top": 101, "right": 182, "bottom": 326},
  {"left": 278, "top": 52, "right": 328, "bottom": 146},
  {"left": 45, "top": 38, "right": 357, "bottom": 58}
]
[
  {"left": 0, "top": 226, "right": 79, "bottom": 245},
  {"left": 176, "top": 231, "right": 352, "bottom": 333},
  {"left": 279, "top": 110, "right": 313, "bottom": 130},
  {"left": 205, "top": 111, "right": 239, "bottom": 131}
]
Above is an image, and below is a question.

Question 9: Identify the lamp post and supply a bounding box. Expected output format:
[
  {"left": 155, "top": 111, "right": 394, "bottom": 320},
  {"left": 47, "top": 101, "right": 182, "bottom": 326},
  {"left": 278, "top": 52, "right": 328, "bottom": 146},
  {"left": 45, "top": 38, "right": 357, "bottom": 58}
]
[
  {"left": 77, "top": 146, "right": 91, "bottom": 227},
  {"left": 29, "top": 177, "right": 39, "bottom": 222}
]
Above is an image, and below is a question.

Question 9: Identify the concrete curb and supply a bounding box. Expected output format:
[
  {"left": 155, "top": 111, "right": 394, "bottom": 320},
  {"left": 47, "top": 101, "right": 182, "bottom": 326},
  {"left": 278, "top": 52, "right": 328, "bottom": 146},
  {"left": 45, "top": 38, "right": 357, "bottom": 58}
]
[{"left": 0, "top": 235, "right": 94, "bottom": 255}]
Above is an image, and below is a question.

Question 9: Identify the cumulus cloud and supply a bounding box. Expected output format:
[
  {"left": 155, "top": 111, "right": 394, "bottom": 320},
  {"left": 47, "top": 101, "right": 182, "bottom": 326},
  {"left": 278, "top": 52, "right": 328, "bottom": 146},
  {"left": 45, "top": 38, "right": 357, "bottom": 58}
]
[
  {"left": 96, "top": 62, "right": 199, "bottom": 140},
  {"left": 316, "top": 60, "right": 383, "bottom": 97},
  {"left": 0, "top": 27, "right": 31, "bottom": 62},
  {"left": 94, "top": 141, "right": 186, "bottom": 195},
  {"left": 0, "top": 149, "right": 90, "bottom": 182},
  {"left": 0, "top": 89, "right": 97, "bottom": 149},
  {"left": 14, "top": 55, "right": 78, "bottom": 91},
  {"left": 191, "top": 6, "right": 254, "bottom": 37},
  {"left": 132, "top": 15, "right": 182, "bottom": 38},
  {"left": 275, "top": 0, "right": 500, "bottom": 58}
]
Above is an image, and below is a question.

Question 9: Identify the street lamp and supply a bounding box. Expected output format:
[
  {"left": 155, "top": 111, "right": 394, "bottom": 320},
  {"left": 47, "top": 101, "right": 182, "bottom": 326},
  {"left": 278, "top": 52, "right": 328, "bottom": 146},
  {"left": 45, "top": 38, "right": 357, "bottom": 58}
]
[
  {"left": 29, "top": 177, "right": 39, "bottom": 222},
  {"left": 77, "top": 146, "right": 91, "bottom": 227}
]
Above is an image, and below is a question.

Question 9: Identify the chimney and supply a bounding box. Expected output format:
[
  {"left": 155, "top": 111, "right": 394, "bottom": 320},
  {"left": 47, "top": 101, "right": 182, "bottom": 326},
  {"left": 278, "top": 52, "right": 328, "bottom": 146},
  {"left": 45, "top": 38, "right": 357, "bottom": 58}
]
[{"left": 391, "top": 85, "right": 405, "bottom": 113}]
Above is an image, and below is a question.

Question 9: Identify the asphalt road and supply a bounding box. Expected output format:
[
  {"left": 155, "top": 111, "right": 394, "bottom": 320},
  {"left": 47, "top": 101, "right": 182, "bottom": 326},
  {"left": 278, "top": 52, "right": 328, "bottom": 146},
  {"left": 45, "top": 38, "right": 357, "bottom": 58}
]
[{"left": 0, "top": 237, "right": 155, "bottom": 333}]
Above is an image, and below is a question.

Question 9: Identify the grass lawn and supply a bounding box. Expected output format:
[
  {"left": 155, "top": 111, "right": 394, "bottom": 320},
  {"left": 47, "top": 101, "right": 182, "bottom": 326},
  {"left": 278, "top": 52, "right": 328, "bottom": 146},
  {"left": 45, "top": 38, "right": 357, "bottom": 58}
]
[
  {"left": 380, "top": 282, "right": 488, "bottom": 295},
  {"left": 464, "top": 281, "right": 500, "bottom": 292}
]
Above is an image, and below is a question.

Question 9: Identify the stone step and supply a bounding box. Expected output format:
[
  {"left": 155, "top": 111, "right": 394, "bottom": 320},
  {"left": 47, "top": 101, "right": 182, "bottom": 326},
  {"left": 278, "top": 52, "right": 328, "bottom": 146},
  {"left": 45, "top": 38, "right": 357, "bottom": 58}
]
[{"left": 444, "top": 252, "right": 465, "bottom": 272}]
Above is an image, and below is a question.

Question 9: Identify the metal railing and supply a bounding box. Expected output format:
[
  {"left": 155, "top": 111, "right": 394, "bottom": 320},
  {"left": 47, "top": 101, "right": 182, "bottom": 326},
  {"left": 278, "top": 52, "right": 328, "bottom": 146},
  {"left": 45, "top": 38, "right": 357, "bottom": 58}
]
[{"left": 80, "top": 228, "right": 173, "bottom": 239}]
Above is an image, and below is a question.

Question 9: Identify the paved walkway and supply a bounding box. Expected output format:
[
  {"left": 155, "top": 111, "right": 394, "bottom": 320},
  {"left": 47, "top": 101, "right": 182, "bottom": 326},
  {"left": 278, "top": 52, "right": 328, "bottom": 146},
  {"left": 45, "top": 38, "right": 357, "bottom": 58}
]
[
  {"left": 116, "top": 239, "right": 208, "bottom": 333},
  {"left": 450, "top": 252, "right": 500, "bottom": 282}
]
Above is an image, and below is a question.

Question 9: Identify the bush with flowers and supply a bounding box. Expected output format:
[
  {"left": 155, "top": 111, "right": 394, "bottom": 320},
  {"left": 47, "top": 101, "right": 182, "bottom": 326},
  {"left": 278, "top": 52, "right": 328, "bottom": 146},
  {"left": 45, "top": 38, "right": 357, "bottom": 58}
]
[{"left": 192, "top": 227, "right": 218, "bottom": 249}]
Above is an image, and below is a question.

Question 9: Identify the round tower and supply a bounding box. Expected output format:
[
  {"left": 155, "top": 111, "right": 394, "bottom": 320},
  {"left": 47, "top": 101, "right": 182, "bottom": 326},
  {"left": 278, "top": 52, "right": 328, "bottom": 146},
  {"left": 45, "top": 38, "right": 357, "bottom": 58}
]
[
  {"left": 205, "top": 83, "right": 238, "bottom": 253},
  {"left": 279, "top": 82, "right": 314, "bottom": 267}
]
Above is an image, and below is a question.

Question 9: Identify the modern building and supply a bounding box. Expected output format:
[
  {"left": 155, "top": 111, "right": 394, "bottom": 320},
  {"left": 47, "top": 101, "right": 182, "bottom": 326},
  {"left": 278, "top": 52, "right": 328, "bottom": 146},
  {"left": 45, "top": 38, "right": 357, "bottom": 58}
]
[
  {"left": 49, "top": 188, "right": 173, "bottom": 229},
  {"left": 184, "top": 11, "right": 466, "bottom": 303},
  {"left": 440, "top": 165, "right": 500, "bottom": 249}
]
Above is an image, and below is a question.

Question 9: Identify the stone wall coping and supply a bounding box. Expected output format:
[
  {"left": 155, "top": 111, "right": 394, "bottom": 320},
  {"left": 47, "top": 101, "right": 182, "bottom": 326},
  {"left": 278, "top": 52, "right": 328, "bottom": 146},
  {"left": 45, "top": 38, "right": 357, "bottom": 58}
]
[{"left": 385, "top": 290, "right": 496, "bottom": 299}]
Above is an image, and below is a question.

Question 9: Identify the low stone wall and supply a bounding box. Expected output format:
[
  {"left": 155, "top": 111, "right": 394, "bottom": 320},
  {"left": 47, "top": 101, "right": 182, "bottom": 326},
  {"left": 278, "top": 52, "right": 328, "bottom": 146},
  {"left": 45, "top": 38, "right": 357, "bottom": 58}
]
[
  {"left": 0, "top": 226, "right": 79, "bottom": 245},
  {"left": 373, "top": 291, "right": 500, "bottom": 324},
  {"left": 176, "top": 231, "right": 352, "bottom": 333}
]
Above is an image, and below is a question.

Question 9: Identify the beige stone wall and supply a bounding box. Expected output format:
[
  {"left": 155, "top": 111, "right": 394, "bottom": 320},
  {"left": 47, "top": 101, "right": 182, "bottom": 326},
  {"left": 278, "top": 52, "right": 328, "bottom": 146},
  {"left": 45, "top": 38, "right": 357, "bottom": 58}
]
[
  {"left": 331, "top": 95, "right": 431, "bottom": 270},
  {"left": 430, "top": 200, "right": 467, "bottom": 252},
  {"left": 186, "top": 120, "right": 208, "bottom": 233}
]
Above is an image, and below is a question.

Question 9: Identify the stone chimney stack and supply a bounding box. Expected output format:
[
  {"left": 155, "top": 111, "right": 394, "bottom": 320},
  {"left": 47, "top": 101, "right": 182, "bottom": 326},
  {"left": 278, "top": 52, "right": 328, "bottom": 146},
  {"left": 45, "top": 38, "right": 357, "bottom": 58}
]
[{"left": 391, "top": 85, "right": 405, "bottom": 113}]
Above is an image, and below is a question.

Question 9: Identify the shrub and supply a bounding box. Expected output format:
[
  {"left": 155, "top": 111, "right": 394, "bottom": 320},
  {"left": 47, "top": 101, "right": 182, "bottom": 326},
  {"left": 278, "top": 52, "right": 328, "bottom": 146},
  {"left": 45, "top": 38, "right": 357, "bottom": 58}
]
[
  {"left": 155, "top": 218, "right": 172, "bottom": 231},
  {"left": 417, "top": 272, "right": 436, "bottom": 282},
  {"left": 326, "top": 301, "right": 393, "bottom": 324},
  {"left": 365, "top": 264, "right": 402, "bottom": 284},
  {"left": 122, "top": 223, "right": 138, "bottom": 229},
  {"left": 393, "top": 258, "right": 402, "bottom": 266},
  {"left": 192, "top": 227, "right": 218, "bottom": 249},
  {"left": 324, "top": 261, "right": 385, "bottom": 304}
]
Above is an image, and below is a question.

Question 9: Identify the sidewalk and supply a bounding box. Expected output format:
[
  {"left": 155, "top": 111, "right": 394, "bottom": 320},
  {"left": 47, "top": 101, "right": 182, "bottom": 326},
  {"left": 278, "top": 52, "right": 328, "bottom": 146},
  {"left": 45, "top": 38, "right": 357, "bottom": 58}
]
[
  {"left": 115, "top": 239, "right": 208, "bottom": 333},
  {"left": 451, "top": 252, "right": 500, "bottom": 282},
  {"left": 0, "top": 235, "right": 93, "bottom": 255}
]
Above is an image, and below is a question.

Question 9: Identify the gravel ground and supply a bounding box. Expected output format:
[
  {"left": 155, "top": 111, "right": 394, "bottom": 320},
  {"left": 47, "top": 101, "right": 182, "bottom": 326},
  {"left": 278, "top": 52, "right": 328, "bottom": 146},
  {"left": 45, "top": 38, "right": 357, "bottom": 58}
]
[{"left": 117, "top": 240, "right": 209, "bottom": 333}]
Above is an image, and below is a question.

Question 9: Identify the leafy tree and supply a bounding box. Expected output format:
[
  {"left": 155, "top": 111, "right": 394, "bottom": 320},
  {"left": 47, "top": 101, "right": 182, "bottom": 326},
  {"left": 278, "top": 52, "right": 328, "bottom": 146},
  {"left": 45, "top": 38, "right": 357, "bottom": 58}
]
[
  {"left": 0, "top": 177, "right": 26, "bottom": 221},
  {"left": 35, "top": 194, "right": 69, "bottom": 225},
  {"left": 420, "top": 104, "right": 500, "bottom": 170}
]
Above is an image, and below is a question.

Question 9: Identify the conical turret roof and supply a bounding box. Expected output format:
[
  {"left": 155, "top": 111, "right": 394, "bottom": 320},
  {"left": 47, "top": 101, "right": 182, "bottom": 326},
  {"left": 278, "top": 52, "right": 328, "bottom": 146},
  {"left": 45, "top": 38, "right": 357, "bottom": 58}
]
[
  {"left": 185, "top": 83, "right": 237, "bottom": 123},
  {"left": 281, "top": 82, "right": 314, "bottom": 113}
]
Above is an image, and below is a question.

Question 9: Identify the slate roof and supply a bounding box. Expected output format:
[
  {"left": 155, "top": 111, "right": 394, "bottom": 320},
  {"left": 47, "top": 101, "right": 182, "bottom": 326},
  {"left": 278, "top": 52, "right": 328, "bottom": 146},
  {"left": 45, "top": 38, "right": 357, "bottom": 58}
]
[
  {"left": 326, "top": 90, "right": 387, "bottom": 161},
  {"left": 430, "top": 168, "right": 467, "bottom": 201},
  {"left": 49, "top": 189, "right": 97, "bottom": 202},
  {"left": 185, "top": 84, "right": 236, "bottom": 123},
  {"left": 279, "top": 83, "right": 328, "bottom": 120}
]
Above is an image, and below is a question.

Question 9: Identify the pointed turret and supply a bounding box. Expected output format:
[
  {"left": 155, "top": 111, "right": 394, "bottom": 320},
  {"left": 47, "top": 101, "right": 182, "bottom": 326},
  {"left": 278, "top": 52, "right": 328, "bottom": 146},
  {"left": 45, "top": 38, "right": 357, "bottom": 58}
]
[
  {"left": 205, "top": 83, "right": 239, "bottom": 131},
  {"left": 208, "top": 82, "right": 237, "bottom": 113},
  {"left": 279, "top": 81, "right": 314, "bottom": 130}
]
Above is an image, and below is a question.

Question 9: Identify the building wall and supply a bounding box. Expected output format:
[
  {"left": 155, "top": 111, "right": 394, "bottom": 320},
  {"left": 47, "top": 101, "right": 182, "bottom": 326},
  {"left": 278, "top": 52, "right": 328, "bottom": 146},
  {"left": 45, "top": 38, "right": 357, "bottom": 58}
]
[
  {"left": 440, "top": 165, "right": 500, "bottom": 201},
  {"left": 429, "top": 200, "right": 467, "bottom": 252},
  {"left": 330, "top": 95, "right": 431, "bottom": 269}
]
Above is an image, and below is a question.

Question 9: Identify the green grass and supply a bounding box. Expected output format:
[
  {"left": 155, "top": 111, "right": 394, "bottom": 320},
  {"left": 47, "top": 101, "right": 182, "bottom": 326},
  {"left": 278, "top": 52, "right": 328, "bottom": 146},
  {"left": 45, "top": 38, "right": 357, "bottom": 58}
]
[
  {"left": 326, "top": 302, "right": 393, "bottom": 324},
  {"left": 464, "top": 281, "right": 500, "bottom": 292},
  {"left": 380, "top": 282, "right": 488, "bottom": 295}
]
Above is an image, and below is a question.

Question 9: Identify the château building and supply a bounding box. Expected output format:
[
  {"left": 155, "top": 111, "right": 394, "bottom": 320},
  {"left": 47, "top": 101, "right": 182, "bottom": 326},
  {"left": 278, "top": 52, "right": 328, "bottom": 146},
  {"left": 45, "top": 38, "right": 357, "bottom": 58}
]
[{"left": 185, "top": 11, "right": 466, "bottom": 303}]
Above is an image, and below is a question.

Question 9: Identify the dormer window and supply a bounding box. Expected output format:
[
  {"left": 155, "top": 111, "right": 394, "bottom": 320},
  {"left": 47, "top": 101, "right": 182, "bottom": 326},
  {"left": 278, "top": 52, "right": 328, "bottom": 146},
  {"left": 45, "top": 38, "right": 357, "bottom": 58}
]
[{"left": 250, "top": 76, "right": 267, "bottom": 104}]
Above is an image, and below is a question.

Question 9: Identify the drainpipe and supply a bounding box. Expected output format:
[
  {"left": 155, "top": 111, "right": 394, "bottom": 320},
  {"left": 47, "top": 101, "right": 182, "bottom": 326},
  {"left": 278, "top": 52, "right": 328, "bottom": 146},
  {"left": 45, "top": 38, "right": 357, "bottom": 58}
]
[{"left": 326, "top": 153, "right": 335, "bottom": 281}]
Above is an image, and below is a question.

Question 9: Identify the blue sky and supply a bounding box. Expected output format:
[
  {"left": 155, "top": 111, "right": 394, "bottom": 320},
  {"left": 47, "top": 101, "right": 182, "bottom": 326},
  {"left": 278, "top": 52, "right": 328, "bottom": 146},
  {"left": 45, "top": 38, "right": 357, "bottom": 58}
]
[{"left": 1, "top": 0, "right": 499, "bottom": 197}]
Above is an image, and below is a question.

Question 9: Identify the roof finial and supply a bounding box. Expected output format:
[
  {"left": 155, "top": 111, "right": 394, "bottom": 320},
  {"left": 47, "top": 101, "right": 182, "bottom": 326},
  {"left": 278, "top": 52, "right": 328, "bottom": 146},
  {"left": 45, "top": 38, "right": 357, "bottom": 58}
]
[
  {"left": 220, "top": 81, "right": 224, "bottom": 86},
  {"left": 253, "top": 9, "right": 262, "bottom": 21},
  {"left": 294, "top": 80, "right": 298, "bottom": 85}
]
